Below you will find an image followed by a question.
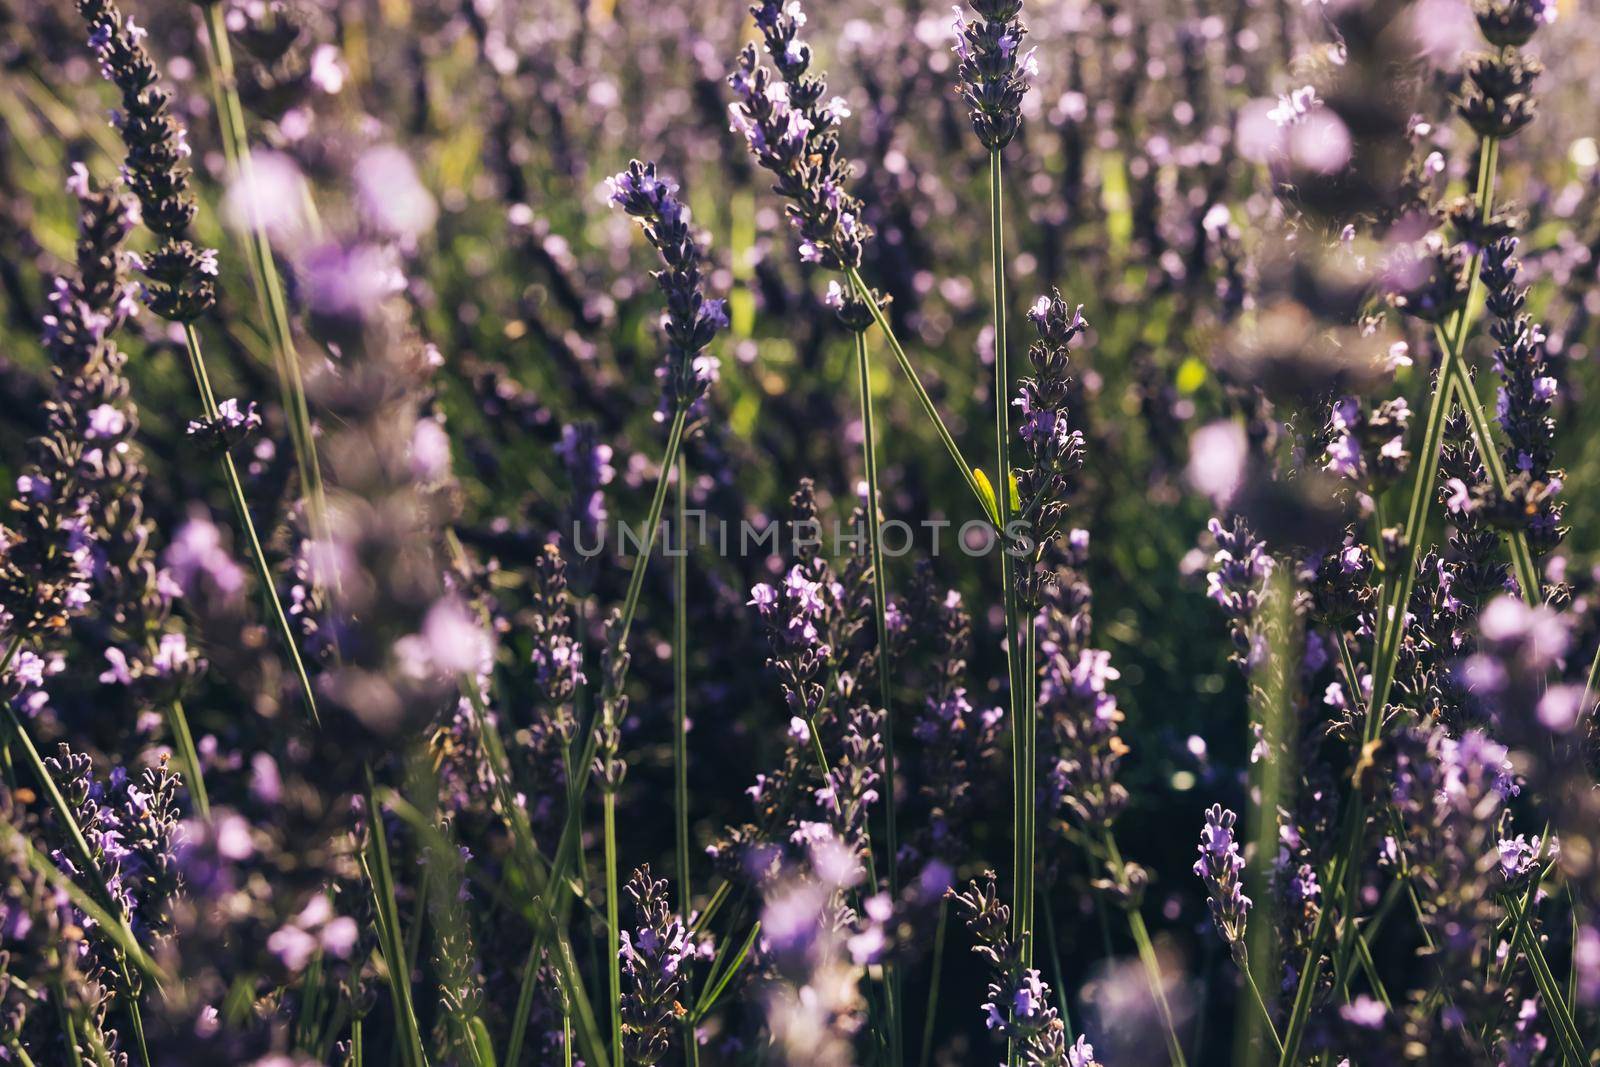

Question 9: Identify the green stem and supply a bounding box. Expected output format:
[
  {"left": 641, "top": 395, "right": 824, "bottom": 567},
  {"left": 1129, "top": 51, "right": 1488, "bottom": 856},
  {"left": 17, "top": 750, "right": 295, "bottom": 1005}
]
[
  {"left": 673, "top": 452, "right": 697, "bottom": 1065},
  {"left": 197, "top": 2, "right": 330, "bottom": 552},
  {"left": 1241, "top": 966, "right": 1284, "bottom": 1056},
  {"left": 5, "top": 1035, "right": 38, "bottom": 1067},
  {"left": 361, "top": 773, "right": 428, "bottom": 1067},
  {"left": 162, "top": 695, "right": 208, "bottom": 820},
  {"left": 181, "top": 324, "right": 320, "bottom": 727},
  {"left": 674, "top": 452, "right": 692, "bottom": 919},
  {"left": 1040, "top": 885, "right": 1074, "bottom": 1042},
  {"left": 844, "top": 266, "right": 992, "bottom": 524},
  {"left": 919, "top": 898, "right": 950, "bottom": 1067},
  {"left": 603, "top": 790, "right": 622, "bottom": 1065},
  {"left": 989, "top": 151, "right": 1034, "bottom": 1011},
  {"left": 1106, "top": 832, "right": 1187, "bottom": 1067},
  {"left": 506, "top": 407, "right": 691, "bottom": 1066},
  {"left": 853, "top": 326, "right": 903, "bottom": 1067},
  {"left": 1505, "top": 895, "right": 1587, "bottom": 1066}
]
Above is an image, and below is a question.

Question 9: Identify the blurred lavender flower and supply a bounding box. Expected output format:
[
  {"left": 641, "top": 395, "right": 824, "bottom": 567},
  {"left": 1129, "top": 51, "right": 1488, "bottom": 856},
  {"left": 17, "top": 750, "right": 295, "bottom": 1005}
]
[
  {"left": 556, "top": 422, "right": 614, "bottom": 550},
  {"left": 1, "top": 791, "right": 120, "bottom": 1063},
  {"left": 1205, "top": 517, "right": 1273, "bottom": 674},
  {"left": 757, "top": 828, "right": 879, "bottom": 1067},
  {"left": 1480, "top": 237, "right": 1565, "bottom": 558},
  {"left": 907, "top": 576, "right": 1002, "bottom": 863}
]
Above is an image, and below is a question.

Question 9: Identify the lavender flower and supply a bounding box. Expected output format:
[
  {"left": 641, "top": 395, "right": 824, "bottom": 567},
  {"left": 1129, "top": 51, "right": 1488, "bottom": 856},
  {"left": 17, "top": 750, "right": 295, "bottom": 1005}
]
[
  {"left": 619, "top": 865, "right": 690, "bottom": 1065},
  {"left": 952, "top": 0, "right": 1037, "bottom": 150},
  {"left": 1321, "top": 396, "right": 1411, "bottom": 491},
  {"left": 1456, "top": 46, "right": 1542, "bottom": 142},
  {"left": 1474, "top": 0, "right": 1558, "bottom": 46},
  {"left": 556, "top": 421, "right": 614, "bottom": 551},
  {"left": 1013, "top": 291, "right": 1087, "bottom": 607},
  {"left": 1193, "top": 804, "right": 1251, "bottom": 963},
  {"left": 949, "top": 870, "right": 1075, "bottom": 1060},
  {"left": 757, "top": 828, "right": 878, "bottom": 1067},
  {"left": 1480, "top": 237, "right": 1564, "bottom": 558},
  {"left": 730, "top": 0, "right": 872, "bottom": 269},
  {"left": 185, "top": 398, "right": 263, "bottom": 452},
  {"left": 1205, "top": 517, "right": 1273, "bottom": 674},
  {"left": 607, "top": 160, "right": 725, "bottom": 421},
  {"left": 908, "top": 576, "right": 1002, "bottom": 862},
  {"left": 78, "top": 0, "right": 218, "bottom": 321}
]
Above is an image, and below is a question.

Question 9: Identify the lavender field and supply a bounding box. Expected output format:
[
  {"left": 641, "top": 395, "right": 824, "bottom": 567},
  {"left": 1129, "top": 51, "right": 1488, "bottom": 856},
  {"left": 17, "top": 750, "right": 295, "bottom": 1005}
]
[{"left": 2, "top": 0, "right": 1599, "bottom": 1062}]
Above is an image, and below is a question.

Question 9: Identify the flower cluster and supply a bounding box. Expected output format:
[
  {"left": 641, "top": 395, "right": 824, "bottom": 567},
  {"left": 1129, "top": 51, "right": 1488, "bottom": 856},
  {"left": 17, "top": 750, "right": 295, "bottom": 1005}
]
[
  {"left": 952, "top": 0, "right": 1037, "bottom": 151},
  {"left": 1322, "top": 395, "right": 1411, "bottom": 491},
  {"left": 1193, "top": 804, "right": 1251, "bottom": 963},
  {"left": 948, "top": 870, "right": 1093, "bottom": 1064},
  {"left": 1205, "top": 517, "right": 1273, "bottom": 674},
  {"left": 1, "top": 793, "right": 120, "bottom": 1063},
  {"left": 757, "top": 829, "right": 884, "bottom": 1067},
  {"left": 607, "top": 160, "right": 726, "bottom": 422},
  {"left": 618, "top": 865, "right": 691, "bottom": 1065},
  {"left": 1014, "top": 292, "right": 1088, "bottom": 606},
  {"left": 730, "top": 0, "right": 872, "bottom": 269},
  {"left": 1480, "top": 237, "right": 1565, "bottom": 558},
  {"left": 78, "top": 0, "right": 218, "bottom": 321},
  {"left": 907, "top": 575, "right": 1003, "bottom": 863}
]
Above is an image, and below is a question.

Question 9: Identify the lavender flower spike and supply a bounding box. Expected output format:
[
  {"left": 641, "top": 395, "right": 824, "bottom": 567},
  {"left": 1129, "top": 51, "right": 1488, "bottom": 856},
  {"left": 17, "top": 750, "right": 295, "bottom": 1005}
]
[
  {"left": 607, "top": 160, "right": 726, "bottom": 422},
  {"left": 953, "top": 0, "right": 1037, "bottom": 150},
  {"left": 619, "top": 865, "right": 691, "bottom": 1066},
  {"left": 1194, "top": 803, "right": 1251, "bottom": 963},
  {"left": 730, "top": 0, "right": 873, "bottom": 269}
]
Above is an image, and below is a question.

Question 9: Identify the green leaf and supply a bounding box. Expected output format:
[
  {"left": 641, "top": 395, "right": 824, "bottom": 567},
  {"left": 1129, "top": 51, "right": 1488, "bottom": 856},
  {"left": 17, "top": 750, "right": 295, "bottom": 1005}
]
[{"left": 973, "top": 468, "right": 1001, "bottom": 526}]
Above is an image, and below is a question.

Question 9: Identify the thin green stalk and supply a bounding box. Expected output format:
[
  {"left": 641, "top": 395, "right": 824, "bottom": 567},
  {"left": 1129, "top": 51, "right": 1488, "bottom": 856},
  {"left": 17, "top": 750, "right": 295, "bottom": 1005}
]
[
  {"left": 844, "top": 266, "right": 992, "bottom": 524},
  {"left": 1241, "top": 968, "right": 1284, "bottom": 1057},
  {"left": 1105, "top": 832, "right": 1187, "bottom": 1067},
  {"left": 674, "top": 452, "right": 698, "bottom": 1066},
  {"left": 988, "top": 151, "right": 1033, "bottom": 990},
  {"left": 180, "top": 324, "right": 320, "bottom": 727},
  {"left": 919, "top": 898, "right": 950, "bottom": 1067},
  {"left": 163, "top": 695, "right": 208, "bottom": 820},
  {"left": 674, "top": 452, "right": 692, "bottom": 916},
  {"left": 506, "top": 407, "right": 690, "bottom": 1065},
  {"left": 5, "top": 1035, "right": 38, "bottom": 1067},
  {"left": 853, "top": 326, "right": 903, "bottom": 1067},
  {"left": 1040, "top": 887, "right": 1074, "bottom": 1042},
  {"left": 603, "top": 787, "right": 622, "bottom": 1065},
  {"left": 197, "top": 1, "right": 329, "bottom": 549},
  {"left": 1287, "top": 132, "right": 1506, "bottom": 1066},
  {"left": 361, "top": 774, "right": 428, "bottom": 1067},
  {"left": 56, "top": 983, "right": 87, "bottom": 1067},
  {"left": 1505, "top": 896, "right": 1587, "bottom": 1066}
]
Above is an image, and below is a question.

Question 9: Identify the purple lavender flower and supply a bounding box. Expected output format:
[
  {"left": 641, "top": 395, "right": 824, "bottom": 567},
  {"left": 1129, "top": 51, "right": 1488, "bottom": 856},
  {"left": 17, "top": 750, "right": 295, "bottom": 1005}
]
[
  {"left": 607, "top": 160, "right": 725, "bottom": 422},
  {"left": 1193, "top": 804, "right": 1251, "bottom": 963},
  {"left": 77, "top": 0, "right": 218, "bottom": 321},
  {"left": 1205, "top": 517, "right": 1273, "bottom": 673},
  {"left": 952, "top": 0, "right": 1037, "bottom": 150},
  {"left": 1013, "top": 291, "right": 1087, "bottom": 607},
  {"left": 730, "top": 0, "right": 872, "bottom": 270},
  {"left": 619, "top": 865, "right": 691, "bottom": 1065},
  {"left": 185, "top": 397, "right": 263, "bottom": 451},
  {"left": 949, "top": 870, "right": 1075, "bottom": 1059},
  {"left": 1480, "top": 237, "right": 1564, "bottom": 558}
]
